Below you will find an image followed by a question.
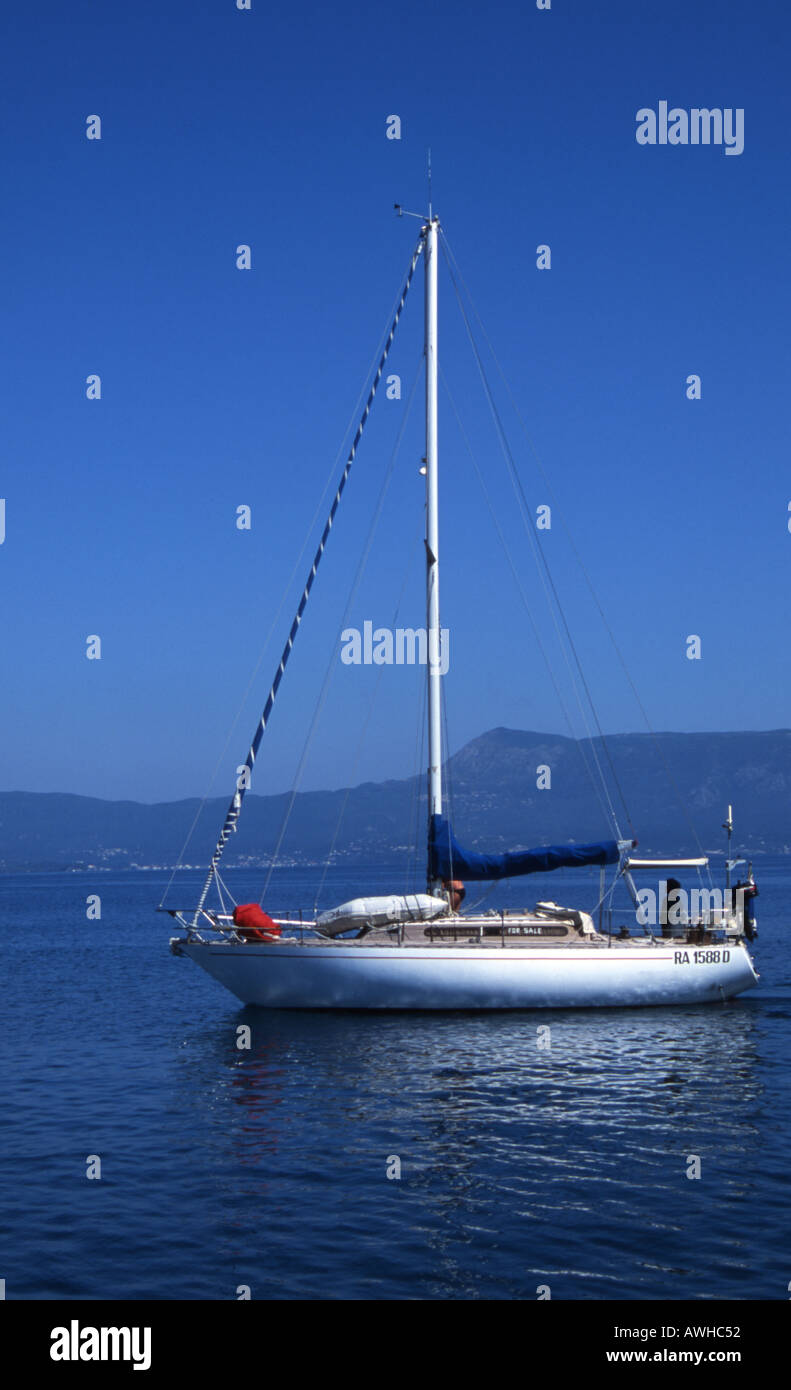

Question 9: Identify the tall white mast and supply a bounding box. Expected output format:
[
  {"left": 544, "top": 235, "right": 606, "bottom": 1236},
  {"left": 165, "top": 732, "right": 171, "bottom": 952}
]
[{"left": 425, "top": 215, "right": 443, "bottom": 885}]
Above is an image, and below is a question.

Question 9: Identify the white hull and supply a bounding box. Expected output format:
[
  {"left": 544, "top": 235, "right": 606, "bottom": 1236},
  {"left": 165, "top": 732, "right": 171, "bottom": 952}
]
[{"left": 182, "top": 938, "right": 759, "bottom": 1010}]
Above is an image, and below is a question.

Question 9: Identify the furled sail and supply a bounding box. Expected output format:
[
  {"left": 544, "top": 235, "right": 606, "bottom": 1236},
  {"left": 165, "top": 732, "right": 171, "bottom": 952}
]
[{"left": 429, "top": 815, "right": 621, "bottom": 882}]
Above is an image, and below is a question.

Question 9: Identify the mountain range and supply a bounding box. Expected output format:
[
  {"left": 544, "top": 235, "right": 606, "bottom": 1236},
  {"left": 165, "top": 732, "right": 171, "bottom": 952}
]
[{"left": 1, "top": 728, "right": 789, "bottom": 871}]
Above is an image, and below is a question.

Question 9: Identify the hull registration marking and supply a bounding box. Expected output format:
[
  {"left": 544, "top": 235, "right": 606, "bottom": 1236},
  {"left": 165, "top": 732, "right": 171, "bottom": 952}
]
[{"left": 674, "top": 949, "right": 731, "bottom": 965}]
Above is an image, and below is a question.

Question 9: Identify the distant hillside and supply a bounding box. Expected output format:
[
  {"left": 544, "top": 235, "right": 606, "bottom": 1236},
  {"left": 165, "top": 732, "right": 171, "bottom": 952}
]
[{"left": 1, "top": 728, "right": 789, "bottom": 871}]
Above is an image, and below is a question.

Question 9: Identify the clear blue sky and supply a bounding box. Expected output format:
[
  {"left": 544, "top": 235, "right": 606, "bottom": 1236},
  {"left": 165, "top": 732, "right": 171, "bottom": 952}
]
[{"left": 1, "top": 0, "right": 789, "bottom": 803}]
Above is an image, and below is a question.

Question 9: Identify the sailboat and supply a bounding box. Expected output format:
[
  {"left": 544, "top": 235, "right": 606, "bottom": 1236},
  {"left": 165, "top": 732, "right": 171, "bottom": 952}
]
[{"left": 163, "top": 211, "right": 759, "bottom": 1009}]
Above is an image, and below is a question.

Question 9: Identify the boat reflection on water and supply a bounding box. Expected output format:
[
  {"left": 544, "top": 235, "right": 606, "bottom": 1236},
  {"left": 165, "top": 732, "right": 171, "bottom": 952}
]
[{"left": 177, "top": 998, "right": 766, "bottom": 1299}]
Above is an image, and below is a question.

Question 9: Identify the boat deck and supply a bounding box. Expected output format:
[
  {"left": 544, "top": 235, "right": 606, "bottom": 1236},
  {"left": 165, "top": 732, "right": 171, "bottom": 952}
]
[
  {"left": 274, "top": 935, "right": 650, "bottom": 949},
  {"left": 186, "top": 908, "right": 735, "bottom": 952}
]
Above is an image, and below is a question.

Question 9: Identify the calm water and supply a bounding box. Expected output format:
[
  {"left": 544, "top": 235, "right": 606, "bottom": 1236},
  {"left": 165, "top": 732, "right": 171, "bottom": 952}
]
[{"left": 1, "top": 862, "right": 789, "bottom": 1301}]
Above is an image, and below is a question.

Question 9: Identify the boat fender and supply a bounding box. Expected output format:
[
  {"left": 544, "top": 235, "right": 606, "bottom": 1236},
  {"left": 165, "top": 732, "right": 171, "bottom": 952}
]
[{"left": 232, "top": 903, "right": 282, "bottom": 942}]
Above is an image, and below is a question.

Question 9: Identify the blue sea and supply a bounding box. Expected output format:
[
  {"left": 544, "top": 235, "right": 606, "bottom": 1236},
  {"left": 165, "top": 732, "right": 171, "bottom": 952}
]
[{"left": 1, "top": 861, "right": 789, "bottom": 1301}]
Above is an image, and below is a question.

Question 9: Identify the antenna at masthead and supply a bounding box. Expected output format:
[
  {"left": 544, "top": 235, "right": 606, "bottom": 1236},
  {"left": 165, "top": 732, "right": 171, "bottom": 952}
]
[{"left": 427, "top": 147, "right": 432, "bottom": 220}]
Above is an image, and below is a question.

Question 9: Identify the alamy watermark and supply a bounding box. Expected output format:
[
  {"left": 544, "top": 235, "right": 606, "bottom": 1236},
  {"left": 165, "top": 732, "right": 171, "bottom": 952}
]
[
  {"left": 636, "top": 102, "right": 744, "bottom": 156},
  {"left": 340, "top": 621, "right": 450, "bottom": 674},
  {"left": 635, "top": 883, "right": 747, "bottom": 927}
]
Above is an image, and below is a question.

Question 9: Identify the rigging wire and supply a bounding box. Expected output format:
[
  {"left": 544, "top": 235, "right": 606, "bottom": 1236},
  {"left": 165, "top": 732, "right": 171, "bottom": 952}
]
[
  {"left": 310, "top": 379, "right": 426, "bottom": 909},
  {"left": 437, "top": 648, "right": 454, "bottom": 890},
  {"left": 440, "top": 233, "right": 633, "bottom": 842},
  {"left": 312, "top": 526, "right": 424, "bottom": 913},
  {"left": 439, "top": 651, "right": 454, "bottom": 836},
  {"left": 159, "top": 253, "right": 422, "bottom": 909},
  {"left": 439, "top": 364, "right": 621, "bottom": 843},
  {"left": 434, "top": 637, "right": 504, "bottom": 915},
  {"left": 260, "top": 353, "right": 424, "bottom": 905},
  {"left": 191, "top": 236, "right": 424, "bottom": 924},
  {"left": 442, "top": 236, "right": 630, "bottom": 838},
  {"left": 405, "top": 664, "right": 428, "bottom": 895},
  {"left": 441, "top": 231, "right": 712, "bottom": 875}
]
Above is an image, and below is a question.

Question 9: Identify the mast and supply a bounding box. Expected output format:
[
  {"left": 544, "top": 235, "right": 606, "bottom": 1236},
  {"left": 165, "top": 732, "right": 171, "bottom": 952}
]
[{"left": 424, "top": 215, "right": 443, "bottom": 889}]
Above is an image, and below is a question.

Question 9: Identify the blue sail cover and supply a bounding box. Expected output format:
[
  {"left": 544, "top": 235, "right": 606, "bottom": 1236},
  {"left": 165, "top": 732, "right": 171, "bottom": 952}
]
[{"left": 429, "top": 815, "right": 621, "bottom": 882}]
